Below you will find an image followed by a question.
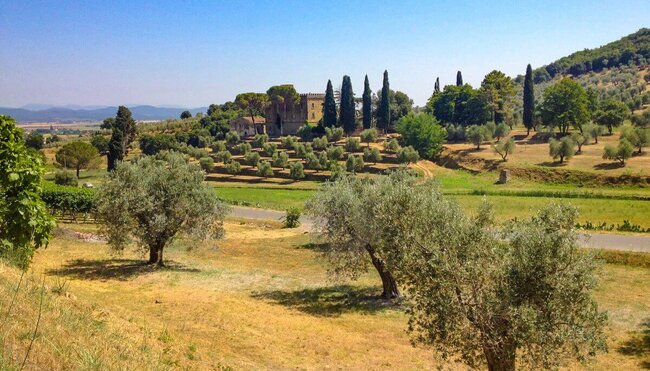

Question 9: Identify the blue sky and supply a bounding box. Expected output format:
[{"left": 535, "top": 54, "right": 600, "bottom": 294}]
[{"left": 1, "top": 0, "right": 648, "bottom": 108}]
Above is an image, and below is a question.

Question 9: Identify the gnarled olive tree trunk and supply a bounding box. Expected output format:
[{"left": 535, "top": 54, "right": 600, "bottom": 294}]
[
  {"left": 483, "top": 342, "right": 516, "bottom": 371},
  {"left": 365, "top": 244, "right": 400, "bottom": 299},
  {"left": 148, "top": 243, "right": 165, "bottom": 267}
]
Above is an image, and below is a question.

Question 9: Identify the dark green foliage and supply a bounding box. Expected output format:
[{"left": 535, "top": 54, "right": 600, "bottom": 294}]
[
  {"left": 326, "top": 145, "right": 344, "bottom": 161},
  {"left": 107, "top": 106, "right": 136, "bottom": 171},
  {"left": 456, "top": 71, "right": 463, "bottom": 86},
  {"left": 426, "top": 84, "right": 490, "bottom": 126},
  {"left": 362, "top": 75, "right": 372, "bottom": 129},
  {"left": 378, "top": 70, "right": 391, "bottom": 131},
  {"left": 345, "top": 155, "right": 364, "bottom": 173},
  {"left": 595, "top": 99, "right": 630, "bottom": 134},
  {"left": 211, "top": 141, "right": 227, "bottom": 153},
  {"left": 0, "top": 115, "right": 55, "bottom": 268},
  {"left": 234, "top": 92, "right": 269, "bottom": 124},
  {"left": 54, "top": 170, "right": 78, "bottom": 186},
  {"left": 244, "top": 151, "right": 260, "bottom": 166},
  {"left": 363, "top": 147, "right": 382, "bottom": 163},
  {"left": 100, "top": 117, "right": 115, "bottom": 130},
  {"left": 523, "top": 64, "right": 535, "bottom": 133},
  {"left": 272, "top": 151, "right": 289, "bottom": 168},
  {"left": 283, "top": 208, "right": 301, "bottom": 228},
  {"left": 41, "top": 183, "right": 96, "bottom": 215},
  {"left": 262, "top": 142, "right": 278, "bottom": 156},
  {"left": 339, "top": 75, "right": 356, "bottom": 134},
  {"left": 90, "top": 133, "right": 109, "bottom": 155},
  {"left": 325, "top": 127, "right": 344, "bottom": 142},
  {"left": 376, "top": 89, "right": 414, "bottom": 130},
  {"left": 396, "top": 113, "right": 446, "bottom": 159},
  {"left": 480, "top": 70, "right": 515, "bottom": 124},
  {"left": 296, "top": 125, "right": 315, "bottom": 142},
  {"left": 225, "top": 161, "right": 241, "bottom": 174},
  {"left": 180, "top": 110, "right": 192, "bottom": 119},
  {"left": 539, "top": 79, "right": 590, "bottom": 134},
  {"left": 312, "top": 135, "right": 329, "bottom": 149},
  {"left": 322, "top": 80, "right": 338, "bottom": 128},
  {"left": 55, "top": 141, "right": 100, "bottom": 178},
  {"left": 267, "top": 85, "right": 300, "bottom": 134},
  {"left": 252, "top": 133, "right": 269, "bottom": 148},
  {"left": 530, "top": 28, "right": 650, "bottom": 81},
  {"left": 139, "top": 134, "right": 177, "bottom": 155},
  {"left": 25, "top": 132, "right": 44, "bottom": 149},
  {"left": 434, "top": 77, "right": 440, "bottom": 94},
  {"left": 214, "top": 150, "right": 232, "bottom": 163},
  {"left": 344, "top": 137, "right": 361, "bottom": 152},
  {"left": 225, "top": 131, "right": 240, "bottom": 145}
]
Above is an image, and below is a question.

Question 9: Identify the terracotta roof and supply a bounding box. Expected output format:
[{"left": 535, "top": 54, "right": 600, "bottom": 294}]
[{"left": 232, "top": 116, "right": 266, "bottom": 125}]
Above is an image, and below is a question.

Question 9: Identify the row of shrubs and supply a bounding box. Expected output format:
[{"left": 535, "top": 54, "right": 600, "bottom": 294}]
[
  {"left": 575, "top": 220, "right": 650, "bottom": 233},
  {"left": 41, "top": 183, "right": 97, "bottom": 214}
]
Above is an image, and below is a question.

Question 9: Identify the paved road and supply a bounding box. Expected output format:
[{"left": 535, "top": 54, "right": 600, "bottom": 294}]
[{"left": 230, "top": 206, "right": 650, "bottom": 252}]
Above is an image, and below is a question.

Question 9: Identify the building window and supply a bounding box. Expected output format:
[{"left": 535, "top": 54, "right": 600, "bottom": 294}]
[
  {"left": 312, "top": 113, "right": 315, "bottom": 119},
  {"left": 311, "top": 103, "right": 314, "bottom": 109}
]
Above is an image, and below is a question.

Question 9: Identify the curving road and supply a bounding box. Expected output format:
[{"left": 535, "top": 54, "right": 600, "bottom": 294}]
[{"left": 230, "top": 206, "right": 650, "bottom": 252}]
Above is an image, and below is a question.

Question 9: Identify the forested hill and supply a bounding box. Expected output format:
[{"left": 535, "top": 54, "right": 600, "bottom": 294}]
[{"left": 520, "top": 28, "right": 650, "bottom": 84}]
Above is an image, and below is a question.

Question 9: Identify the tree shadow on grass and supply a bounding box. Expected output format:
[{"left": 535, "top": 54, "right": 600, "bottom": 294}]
[
  {"left": 297, "top": 242, "right": 329, "bottom": 253},
  {"left": 537, "top": 161, "right": 566, "bottom": 167},
  {"left": 618, "top": 318, "right": 650, "bottom": 369},
  {"left": 47, "top": 258, "right": 200, "bottom": 281},
  {"left": 252, "top": 285, "right": 400, "bottom": 317},
  {"left": 593, "top": 162, "right": 625, "bottom": 170}
]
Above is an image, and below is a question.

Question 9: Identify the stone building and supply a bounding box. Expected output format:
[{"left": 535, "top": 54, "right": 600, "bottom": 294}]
[
  {"left": 229, "top": 116, "right": 266, "bottom": 137},
  {"left": 264, "top": 91, "right": 325, "bottom": 136}
]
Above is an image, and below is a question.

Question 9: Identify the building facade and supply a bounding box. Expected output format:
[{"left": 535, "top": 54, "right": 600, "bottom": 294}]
[{"left": 264, "top": 91, "right": 325, "bottom": 136}]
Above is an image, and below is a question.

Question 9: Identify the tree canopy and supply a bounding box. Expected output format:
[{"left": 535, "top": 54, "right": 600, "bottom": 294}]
[
  {"left": 362, "top": 75, "right": 372, "bottom": 129},
  {"left": 339, "top": 75, "right": 356, "bottom": 134},
  {"left": 378, "top": 70, "right": 391, "bottom": 132},
  {"left": 234, "top": 92, "right": 269, "bottom": 124},
  {"left": 523, "top": 64, "right": 535, "bottom": 134},
  {"left": 55, "top": 141, "right": 100, "bottom": 177},
  {"left": 97, "top": 152, "right": 230, "bottom": 266},
  {"left": 426, "top": 84, "right": 490, "bottom": 126},
  {"left": 539, "top": 78, "right": 590, "bottom": 134},
  {"left": 322, "top": 80, "right": 338, "bottom": 128},
  {"left": 480, "top": 70, "right": 515, "bottom": 124},
  {"left": 0, "top": 115, "right": 55, "bottom": 268},
  {"left": 395, "top": 113, "right": 446, "bottom": 159}
]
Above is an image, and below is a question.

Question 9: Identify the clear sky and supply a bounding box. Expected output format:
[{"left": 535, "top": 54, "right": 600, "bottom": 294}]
[{"left": 1, "top": 0, "right": 648, "bottom": 108}]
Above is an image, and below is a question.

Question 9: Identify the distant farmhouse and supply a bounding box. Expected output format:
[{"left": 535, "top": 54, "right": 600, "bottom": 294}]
[{"left": 229, "top": 87, "right": 324, "bottom": 137}]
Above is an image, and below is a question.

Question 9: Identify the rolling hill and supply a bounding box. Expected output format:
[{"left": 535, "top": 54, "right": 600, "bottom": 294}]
[{"left": 0, "top": 105, "right": 208, "bottom": 123}]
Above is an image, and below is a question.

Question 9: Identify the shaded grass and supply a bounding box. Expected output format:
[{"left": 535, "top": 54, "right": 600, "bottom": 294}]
[{"left": 594, "top": 249, "right": 650, "bottom": 269}]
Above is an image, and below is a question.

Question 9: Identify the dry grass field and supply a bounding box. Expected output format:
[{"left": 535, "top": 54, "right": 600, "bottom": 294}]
[{"left": 1, "top": 221, "right": 649, "bottom": 370}]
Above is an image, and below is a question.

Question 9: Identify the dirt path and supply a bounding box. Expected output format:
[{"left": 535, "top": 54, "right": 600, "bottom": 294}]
[{"left": 230, "top": 206, "right": 650, "bottom": 252}]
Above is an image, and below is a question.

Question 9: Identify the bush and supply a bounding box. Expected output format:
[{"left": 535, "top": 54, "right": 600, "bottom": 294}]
[
  {"left": 383, "top": 138, "right": 401, "bottom": 152},
  {"left": 326, "top": 145, "right": 344, "bottom": 161},
  {"left": 293, "top": 143, "right": 307, "bottom": 158},
  {"left": 360, "top": 128, "right": 378, "bottom": 147},
  {"left": 225, "top": 161, "right": 241, "bottom": 174},
  {"left": 235, "top": 142, "right": 252, "bottom": 155},
  {"left": 445, "top": 124, "right": 466, "bottom": 141},
  {"left": 41, "top": 184, "right": 96, "bottom": 214},
  {"left": 363, "top": 147, "right": 382, "bottom": 163},
  {"left": 570, "top": 132, "right": 591, "bottom": 153},
  {"left": 620, "top": 125, "right": 649, "bottom": 154},
  {"left": 318, "top": 151, "right": 329, "bottom": 171},
  {"left": 583, "top": 124, "right": 605, "bottom": 144},
  {"left": 346, "top": 155, "right": 365, "bottom": 173},
  {"left": 289, "top": 161, "right": 305, "bottom": 180},
  {"left": 252, "top": 133, "right": 269, "bottom": 148},
  {"left": 214, "top": 150, "right": 232, "bottom": 163},
  {"left": 226, "top": 131, "right": 240, "bottom": 145},
  {"left": 345, "top": 137, "right": 361, "bottom": 152},
  {"left": 262, "top": 142, "right": 278, "bottom": 156},
  {"left": 397, "top": 146, "right": 420, "bottom": 164},
  {"left": 211, "top": 140, "right": 227, "bottom": 153},
  {"left": 493, "top": 123, "right": 510, "bottom": 140},
  {"left": 603, "top": 139, "right": 634, "bottom": 165},
  {"left": 199, "top": 157, "right": 215, "bottom": 172},
  {"left": 549, "top": 137, "right": 576, "bottom": 163},
  {"left": 313, "top": 135, "right": 329, "bottom": 149},
  {"left": 325, "top": 127, "right": 344, "bottom": 142},
  {"left": 297, "top": 125, "right": 314, "bottom": 142},
  {"left": 272, "top": 151, "right": 289, "bottom": 169},
  {"left": 466, "top": 125, "right": 492, "bottom": 150},
  {"left": 304, "top": 152, "right": 321, "bottom": 171},
  {"left": 283, "top": 207, "right": 301, "bottom": 228},
  {"left": 244, "top": 151, "right": 261, "bottom": 166},
  {"left": 328, "top": 162, "right": 347, "bottom": 180},
  {"left": 257, "top": 160, "right": 274, "bottom": 177},
  {"left": 281, "top": 135, "right": 299, "bottom": 148},
  {"left": 54, "top": 170, "right": 78, "bottom": 186},
  {"left": 396, "top": 113, "right": 446, "bottom": 158}
]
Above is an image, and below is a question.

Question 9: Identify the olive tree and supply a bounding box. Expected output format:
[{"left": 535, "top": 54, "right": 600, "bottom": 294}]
[
  {"left": 305, "top": 174, "right": 405, "bottom": 299},
  {"left": 375, "top": 194, "right": 607, "bottom": 370},
  {"left": 97, "top": 152, "right": 230, "bottom": 266},
  {"left": 603, "top": 139, "right": 634, "bottom": 165},
  {"left": 492, "top": 137, "right": 515, "bottom": 161},
  {"left": 549, "top": 137, "right": 575, "bottom": 163},
  {"left": 0, "top": 115, "right": 55, "bottom": 268}
]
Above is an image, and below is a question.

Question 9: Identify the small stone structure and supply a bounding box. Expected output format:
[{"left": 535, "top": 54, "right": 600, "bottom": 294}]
[{"left": 498, "top": 170, "right": 510, "bottom": 184}]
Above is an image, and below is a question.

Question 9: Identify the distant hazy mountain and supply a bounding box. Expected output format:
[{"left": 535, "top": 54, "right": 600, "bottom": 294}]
[{"left": 1, "top": 105, "right": 208, "bottom": 123}]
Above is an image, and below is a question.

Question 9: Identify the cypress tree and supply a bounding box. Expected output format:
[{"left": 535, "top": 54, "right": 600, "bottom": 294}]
[
  {"left": 322, "top": 79, "right": 337, "bottom": 128},
  {"left": 523, "top": 64, "right": 535, "bottom": 135},
  {"left": 339, "top": 75, "right": 356, "bottom": 134},
  {"left": 434, "top": 77, "right": 440, "bottom": 94},
  {"left": 362, "top": 75, "right": 372, "bottom": 129},
  {"left": 378, "top": 70, "right": 390, "bottom": 132},
  {"left": 107, "top": 106, "right": 136, "bottom": 171},
  {"left": 456, "top": 71, "right": 463, "bottom": 86}
]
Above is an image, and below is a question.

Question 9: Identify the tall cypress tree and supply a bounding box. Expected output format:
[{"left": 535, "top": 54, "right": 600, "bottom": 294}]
[
  {"left": 362, "top": 75, "right": 372, "bottom": 129},
  {"left": 378, "top": 70, "right": 390, "bottom": 132},
  {"left": 523, "top": 64, "right": 535, "bottom": 135},
  {"left": 107, "top": 106, "right": 136, "bottom": 171},
  {"left": 322, "top": 79, "right": 337, "bottom": 128},
  {"left": 456, "top": 71, "right": 463, "bottom": 86},
  {"left": 339, "top": 75, "right": 356, "bottom": 134},
  {"left": 434, "top": 77, "right": 440, "bottom": 94}
]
